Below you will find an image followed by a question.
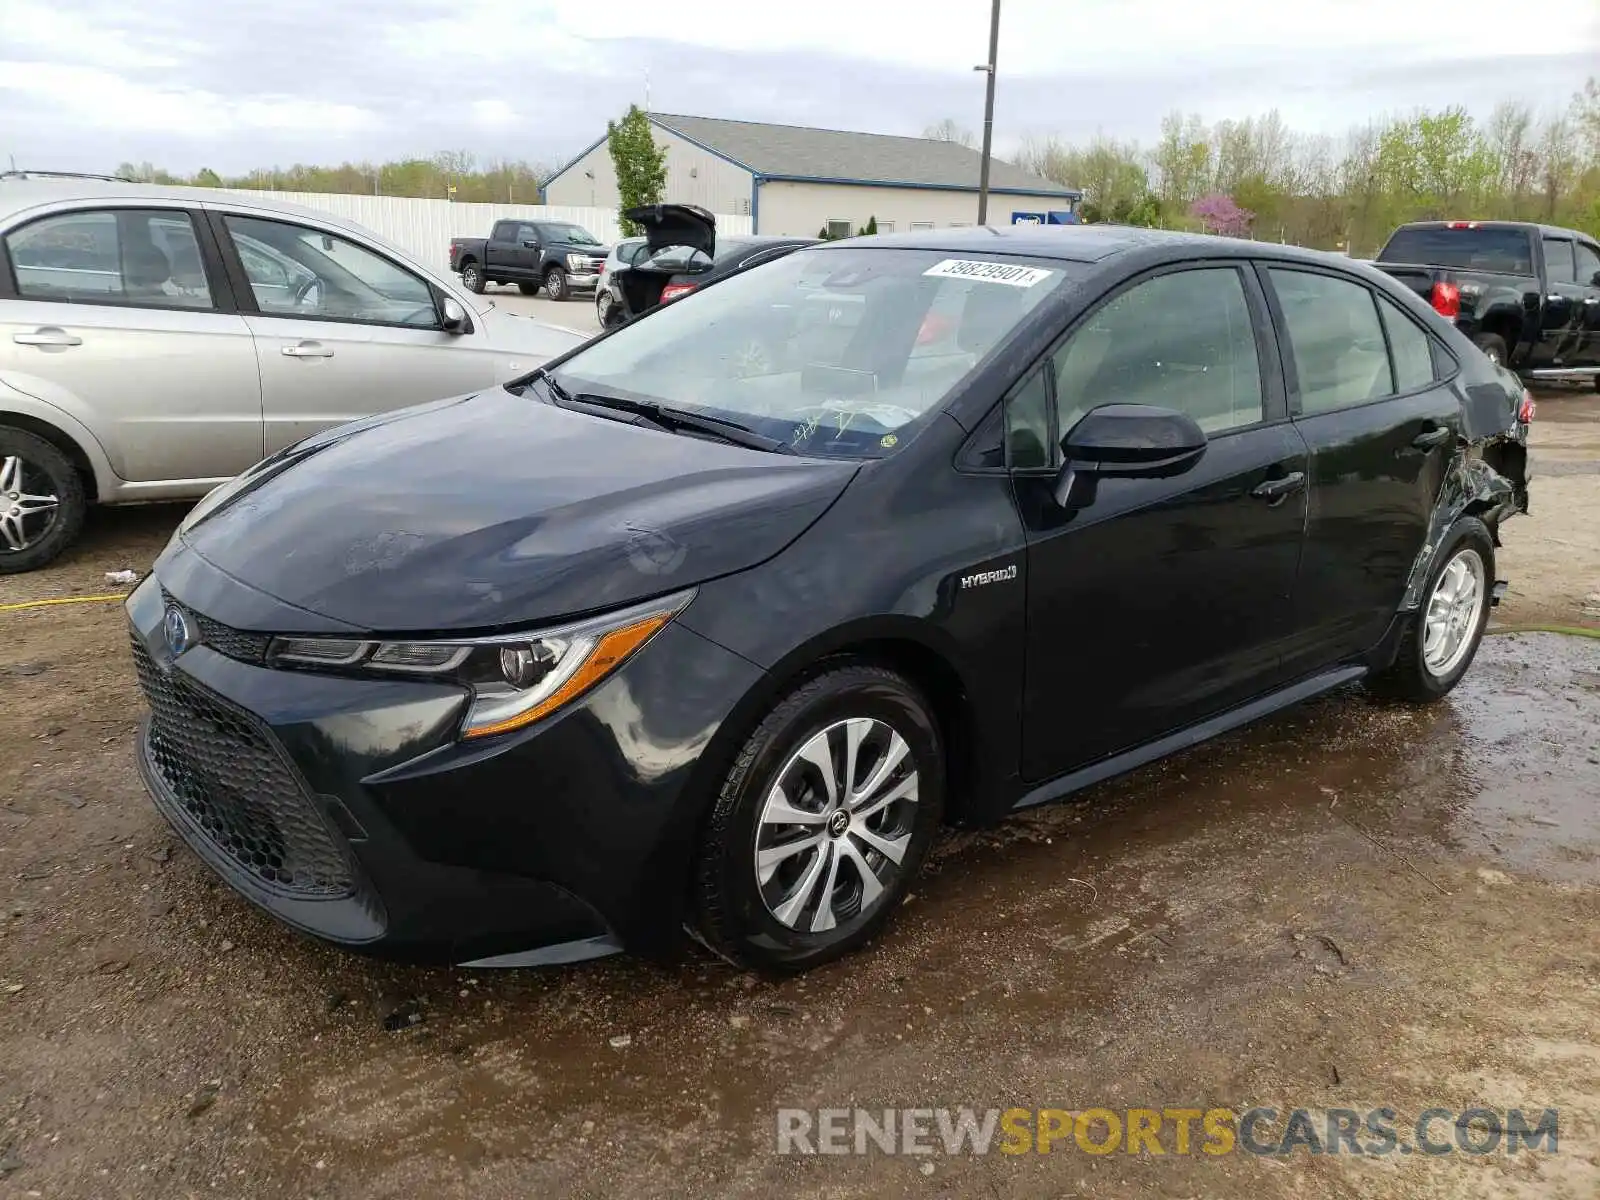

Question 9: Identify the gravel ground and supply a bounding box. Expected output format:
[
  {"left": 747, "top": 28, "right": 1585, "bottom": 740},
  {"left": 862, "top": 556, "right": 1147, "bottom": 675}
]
[{"left": 0, "top": 388, "right": 1596, "bottom": 1200}]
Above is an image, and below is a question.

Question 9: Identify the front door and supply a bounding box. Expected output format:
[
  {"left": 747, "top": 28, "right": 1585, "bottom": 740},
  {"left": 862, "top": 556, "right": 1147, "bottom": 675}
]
[
  {"left": 0, "top": 206, "right": 261, "bottom": 483},
  {"left": 1261, "top": 265, "right": 1466, "bottom": 672},
  {"left": 1573, "top": 240, "right": 1600, "bottom": 364},
  {"left": 215, "top": 212, "right": 496, "bottom": 454},
  {"left": 1538, "top": 236, "right": 1585, "bottom": 366},
  {"left": 1014, "top": 264, "right": 1307, "bottom": 782}
]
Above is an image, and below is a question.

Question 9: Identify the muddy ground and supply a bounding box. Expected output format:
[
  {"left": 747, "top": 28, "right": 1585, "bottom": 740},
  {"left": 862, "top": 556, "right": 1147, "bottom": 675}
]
[{"left": 1, "top": 388, "right": 1597, "bottom": 1199}]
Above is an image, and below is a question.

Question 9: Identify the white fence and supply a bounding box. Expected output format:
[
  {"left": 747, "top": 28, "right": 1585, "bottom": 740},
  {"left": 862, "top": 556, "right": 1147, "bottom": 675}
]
[{"left": 218, "top": 190, "right": 752, "bottom": 275}]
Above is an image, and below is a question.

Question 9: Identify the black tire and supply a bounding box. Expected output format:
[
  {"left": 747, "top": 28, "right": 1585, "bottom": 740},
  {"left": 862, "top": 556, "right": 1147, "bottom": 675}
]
[
  {"left": 517, "top": 282, "right": 539, "bottom": 295},
  {"left": 460, "top": 262, "right": 485, "bottom": 294},
  {"left": 1369, "top": 516, "right": 1495, "bottom": 703},
  {"left": 0, "top": 427, "right": 87, "bottom": 574},
  {"left": 543, "top": 266, "right": 569, "bottom": 301},
  {"left": 1472, "top": 332, "right": 1508, "bottom": 367},
  {"left": 691, "top": 664, "right": 944, "bottom": 972}
]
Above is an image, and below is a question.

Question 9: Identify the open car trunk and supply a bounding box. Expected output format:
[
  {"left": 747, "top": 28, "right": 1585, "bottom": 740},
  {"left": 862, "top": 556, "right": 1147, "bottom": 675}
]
[{"left": 615, "top": 204, "right": 716, "bottom": 318}]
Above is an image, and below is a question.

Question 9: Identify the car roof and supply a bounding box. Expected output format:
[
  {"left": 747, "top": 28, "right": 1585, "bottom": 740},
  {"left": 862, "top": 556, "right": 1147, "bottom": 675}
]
[
  {"left": 1391, "top": 219, "right": 1590, "bottom": 241},
  {"left": 823, "top": 224, "right": 1355, "bottom": 268}
]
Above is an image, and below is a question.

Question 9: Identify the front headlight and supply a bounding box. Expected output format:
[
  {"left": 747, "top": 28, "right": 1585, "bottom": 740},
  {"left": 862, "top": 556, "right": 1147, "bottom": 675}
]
[
  {"left": 566, "top": 251, "right": 585, "bottom": 271},
  {"left": 269, "top": 590, "right": 693, "bottom": 740}
]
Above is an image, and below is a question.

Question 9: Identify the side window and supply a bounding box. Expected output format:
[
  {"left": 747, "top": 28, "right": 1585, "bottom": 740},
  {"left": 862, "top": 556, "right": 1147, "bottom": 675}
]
[
  {"left": 516, "top": 225, "right": 539, "bottom": 244},
  {"left": 1543, "top": 239, "right": 1575, "bottom": 283},
  {"left": 223, "top": 215, "right": 440, "bottom": 330},
  {"left": 1052, "top": 267, "right": 1264, "bottom": 437},
  {"left": 1574, "top": 242, "right": 1600, "bottom": 286},
  {"left": 1268, "top": 269, "right": 1393, "bottom": 414},
  {"left": 5, "top": 209, "right": 214, "bottom": 309},
  {"left": 825, "top": 220, "right": 852, "bottom": 240},
  {"left": 1376, "top": 294, "right": 1437, "bottom": 393},
  {"left": 1004, "top": 368, "right": 1051, "bottom": 469},
  {"left": 492, "top": 221, "right": 515, "bottom": 241}
]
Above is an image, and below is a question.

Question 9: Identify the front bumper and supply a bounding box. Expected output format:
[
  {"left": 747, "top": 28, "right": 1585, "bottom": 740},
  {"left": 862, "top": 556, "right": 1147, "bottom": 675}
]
[
  {"left": 125, "top": 559, "right": 764, "bottom": 964},
  {"left": 563, "top": 271, "right": 601, "bottom": 292}
]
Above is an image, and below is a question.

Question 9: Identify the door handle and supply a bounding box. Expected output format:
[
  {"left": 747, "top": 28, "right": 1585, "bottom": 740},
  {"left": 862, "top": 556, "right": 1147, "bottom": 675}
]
[
  {"left": 1250, "top": 471, "right": 1306, "bottom": 504},
  {"left": 12, "top": 328, "right": 82, "bottom": 347},
  {"left": 1411, "top": 425, "right": 1454, "bottom": 449},
  {"left": 281, "top": 342, "right": 334, "bottom": 358}
]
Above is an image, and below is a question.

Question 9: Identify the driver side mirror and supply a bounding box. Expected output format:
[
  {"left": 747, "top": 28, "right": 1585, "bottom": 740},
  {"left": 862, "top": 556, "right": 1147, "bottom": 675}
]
[
  {"left": 1053, "top": 404, "right": 1207, "bottom": 509},
  {"left": 441, "top": 296, "right": 467, "bottom": 334},
  {"left": 1591, "top": 270, "right": 1600, "bottom": 288},
  {"left": 522, "top": 240, "right": 540, "bottom": 249}
]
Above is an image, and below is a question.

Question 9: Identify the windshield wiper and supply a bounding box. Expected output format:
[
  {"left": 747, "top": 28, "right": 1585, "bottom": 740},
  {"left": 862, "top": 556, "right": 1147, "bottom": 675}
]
[{"left": 539, "top": 375, "right": 793, "bottom": 454}]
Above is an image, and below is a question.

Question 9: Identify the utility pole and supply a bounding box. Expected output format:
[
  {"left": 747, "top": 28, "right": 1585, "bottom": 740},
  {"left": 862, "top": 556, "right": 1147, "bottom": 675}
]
[{"left": 974, "top": 0, "right": 1001, "bottom": 225}]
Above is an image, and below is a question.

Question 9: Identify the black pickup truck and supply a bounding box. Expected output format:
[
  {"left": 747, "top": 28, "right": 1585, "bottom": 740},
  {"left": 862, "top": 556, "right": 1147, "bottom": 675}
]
[
  {"left": 448, "top": 219, "right": 610, "bottom": 300},
  {"left": 1373, "top": 221, "right": 1600, "bottom": 383}
]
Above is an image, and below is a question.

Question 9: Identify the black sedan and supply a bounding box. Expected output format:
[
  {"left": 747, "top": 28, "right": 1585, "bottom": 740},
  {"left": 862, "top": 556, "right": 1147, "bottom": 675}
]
[{"left": 128, "top": 226, "right": 1531, "bottom": 972}]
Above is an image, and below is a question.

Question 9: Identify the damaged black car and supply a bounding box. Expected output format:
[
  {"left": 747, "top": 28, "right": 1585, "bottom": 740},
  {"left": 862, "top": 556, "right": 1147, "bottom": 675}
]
[{"left": 127, "top": 227, "right": 1530, "bottom": 973}]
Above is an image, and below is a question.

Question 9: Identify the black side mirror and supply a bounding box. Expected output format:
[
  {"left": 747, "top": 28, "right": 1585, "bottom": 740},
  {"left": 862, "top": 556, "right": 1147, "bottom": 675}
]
[
  {"left": 1053, "top": 404, "right": 1206, "bottom": 508},
  {"left": 1591, "top": 270, "right": 1600, "bottom": 288},
  {"left": 522, "top": 239, "right": 540, "bottom": 249}
]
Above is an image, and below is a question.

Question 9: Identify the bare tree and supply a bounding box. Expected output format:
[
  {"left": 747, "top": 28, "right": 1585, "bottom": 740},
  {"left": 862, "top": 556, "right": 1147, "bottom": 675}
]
[
  {"left": 923, "top": 119, "right": 976, "bottom": 148},
  {"left": 1535, "top": 115, "right": 1579, "bottom": 220}
]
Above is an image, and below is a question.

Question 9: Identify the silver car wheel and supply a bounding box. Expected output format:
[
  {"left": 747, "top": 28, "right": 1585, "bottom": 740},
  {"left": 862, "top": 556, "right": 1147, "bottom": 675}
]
[
  {"left": 755, "top": 717, "right": 918, "bottom": 934},
  {"left": 0, "top": 454, "right": 61, "bottom": 554},
  {"left": 1422, "top": 547, "right": 1485, "bottom": 677}
]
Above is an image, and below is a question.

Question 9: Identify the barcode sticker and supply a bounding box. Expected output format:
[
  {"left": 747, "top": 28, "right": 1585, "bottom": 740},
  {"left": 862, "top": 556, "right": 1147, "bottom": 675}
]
[{"left": 922, "top": 259, "right": 1053, "bottom": 287}]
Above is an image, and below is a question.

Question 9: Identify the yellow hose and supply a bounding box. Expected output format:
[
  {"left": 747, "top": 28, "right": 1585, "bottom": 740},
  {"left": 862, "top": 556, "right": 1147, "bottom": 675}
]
[
  {"left": 1488, "top": 623, "right": 1600, "bottom": 639},
  {"left": 0, "top": 592, "right": 130, "bottom": 614}
]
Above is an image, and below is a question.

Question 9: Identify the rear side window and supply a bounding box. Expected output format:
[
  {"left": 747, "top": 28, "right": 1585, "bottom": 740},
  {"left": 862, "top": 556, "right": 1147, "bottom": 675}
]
[
  {"left": 1376, "top": 294, "right": 1436, "bottom": 393},
  {"left": 1052, "top": 267, "right": 1264, "bottom": 436},
  {"left": 1576, "top": 242, "right": 1600, "bottom": 285},
  {"left": 1269, "top": 269, "right": 1393, "bottom": 414},
  {"left": 1377, "top": 227, "right": 1533, "bottom": 275},
  {"left": 6, "top": 209, "right": 214, "bottom": 309},
  {"left": 1543, "top": 238, "right": 1576, "bottom": 283}
]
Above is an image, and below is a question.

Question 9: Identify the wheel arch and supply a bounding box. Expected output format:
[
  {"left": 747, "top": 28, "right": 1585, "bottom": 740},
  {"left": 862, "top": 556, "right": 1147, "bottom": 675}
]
[
  {"left": 0, "top": 406, "right": 108, "bottom": 502},
  {"left": 1477, "top": 302, "right": 1524, "bottom": 355}
]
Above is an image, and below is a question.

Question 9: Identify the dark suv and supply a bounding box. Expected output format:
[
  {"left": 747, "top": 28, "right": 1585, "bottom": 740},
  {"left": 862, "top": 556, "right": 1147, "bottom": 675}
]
[{"left": 129, "top": 227, "right": 1529, "bottom": 973}]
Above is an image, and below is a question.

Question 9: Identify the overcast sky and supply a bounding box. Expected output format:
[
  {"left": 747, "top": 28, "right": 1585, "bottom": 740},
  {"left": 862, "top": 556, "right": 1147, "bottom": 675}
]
[{"left": 2, "top": 0, "right": 1596, "bottom": 176}]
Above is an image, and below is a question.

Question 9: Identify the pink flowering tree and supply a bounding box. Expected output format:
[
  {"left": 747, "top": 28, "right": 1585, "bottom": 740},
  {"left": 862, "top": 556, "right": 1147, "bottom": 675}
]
[{"left": 1189, "top": 193, "right": 1254, "bottom": 237}]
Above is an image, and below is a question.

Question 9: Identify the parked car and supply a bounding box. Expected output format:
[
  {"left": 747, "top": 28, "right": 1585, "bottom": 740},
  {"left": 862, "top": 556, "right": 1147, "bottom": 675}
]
[
  {"left": 449, "top": 220, "right": 609, "bottom": 300},
  {"left": 601, "top": 205, "right": 817, "bottom": 327},
  {"left": 127, "top": 226, "right": 1530, "bottom": 973},
  {"left": 0, "top": 173, "right": 585, "bottom": 572},
  {"left": 1373, "top": 220, "right": 1600, "bottom": 382},
  {"left": 594, "top": 236, "right": 649, "bottom": 329}
]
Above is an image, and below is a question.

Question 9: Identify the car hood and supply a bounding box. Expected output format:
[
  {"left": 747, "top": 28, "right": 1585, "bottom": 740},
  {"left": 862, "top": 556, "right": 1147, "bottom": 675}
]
[
  {"left": 476, "top": 307, "right": 590, "bottom": 358},
  {"left": 179, "top": 387, "right": 857, "bottom": 632}
]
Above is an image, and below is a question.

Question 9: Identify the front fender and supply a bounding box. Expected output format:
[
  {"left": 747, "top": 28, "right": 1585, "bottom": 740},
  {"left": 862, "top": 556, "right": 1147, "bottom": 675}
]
[{"left": 0, "top": 378, "right": 121, "bottom": 499}]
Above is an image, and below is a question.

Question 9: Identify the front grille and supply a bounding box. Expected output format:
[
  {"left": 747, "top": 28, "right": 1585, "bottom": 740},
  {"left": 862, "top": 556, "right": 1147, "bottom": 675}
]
[
  {"left": 160, "top": 590, "right": 270, "bottom": 664},
  {"left": 132, "top": 635, "right": 354, "bottom": 897}
]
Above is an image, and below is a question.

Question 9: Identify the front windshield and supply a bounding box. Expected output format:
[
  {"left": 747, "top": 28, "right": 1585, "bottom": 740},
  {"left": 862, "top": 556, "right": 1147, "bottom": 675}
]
[
  {"left": 552, "top": 247, "right": 1077, "bottom": 458},
  {"left": 546, "top": 224, "right": 601, "bottom": 246}
]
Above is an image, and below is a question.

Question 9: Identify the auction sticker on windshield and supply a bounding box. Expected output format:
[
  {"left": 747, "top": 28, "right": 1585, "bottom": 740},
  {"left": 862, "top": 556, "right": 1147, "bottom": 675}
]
[{"left": 923, "top": 259, "right": 1054, "bottom": 287}]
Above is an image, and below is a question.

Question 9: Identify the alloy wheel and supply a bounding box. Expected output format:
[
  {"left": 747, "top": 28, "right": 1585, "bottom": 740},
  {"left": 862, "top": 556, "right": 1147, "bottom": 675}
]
[
  {"left": 0, "top": 454, "right": 61, "bottom": 554},
  {"left": 1423, "top": 547, "right": 1485, "bottom": 677},
  {"left": 754, "top": 717, "right": 919, "bottom": 934}
]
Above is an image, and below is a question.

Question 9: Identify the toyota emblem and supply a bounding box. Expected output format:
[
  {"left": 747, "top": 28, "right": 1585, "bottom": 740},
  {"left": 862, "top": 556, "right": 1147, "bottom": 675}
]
[{"left": 163, "top": 605, "right": 192, "bottom": 657}]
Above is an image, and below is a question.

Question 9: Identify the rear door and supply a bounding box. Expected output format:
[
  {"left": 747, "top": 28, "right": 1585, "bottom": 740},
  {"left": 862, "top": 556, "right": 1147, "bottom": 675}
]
[
  {"left": 1261, "top": 264, "right": 1463, "bottom": 674},
  {"left": 1573, "top": 239, "right": 1600, "bottom": 364},
  {"left": 1538, "top": 235, "right": 1584, "bottom": 366},
  {"left": 1014, "top": 263, "right": 1308, "bottom": 781},
  {"left": 0, "top": 205, "right": 261, "bottom": 483},
  {"left": 213, "top": 210, "right": 495, "bottom": 454}
]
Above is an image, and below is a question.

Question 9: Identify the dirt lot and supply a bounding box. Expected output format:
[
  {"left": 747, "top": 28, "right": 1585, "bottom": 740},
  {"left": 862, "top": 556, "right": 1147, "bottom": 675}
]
[{"left": 1, "top": 389, "right": 1597, "bottom": 1199}]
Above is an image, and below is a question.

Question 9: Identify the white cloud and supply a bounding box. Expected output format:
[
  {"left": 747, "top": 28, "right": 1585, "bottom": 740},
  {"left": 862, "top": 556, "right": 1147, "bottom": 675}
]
[{"left": 470, "top": 99, "right": 520, "bottom": 130}]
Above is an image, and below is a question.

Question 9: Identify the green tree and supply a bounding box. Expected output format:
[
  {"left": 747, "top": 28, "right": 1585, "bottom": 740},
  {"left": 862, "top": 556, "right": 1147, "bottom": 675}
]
[
  {"left": 193, "top": 167, "right": 222, "bottom": 187},
  {"left": 607, "top": 105, "right": 668, "bottom": 236}
]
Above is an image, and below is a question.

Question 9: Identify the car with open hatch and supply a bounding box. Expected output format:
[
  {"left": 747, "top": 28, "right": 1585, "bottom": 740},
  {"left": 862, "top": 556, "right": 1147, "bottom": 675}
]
[{"left": 126, "top": 225, "right": 1530, "bottom": 972}]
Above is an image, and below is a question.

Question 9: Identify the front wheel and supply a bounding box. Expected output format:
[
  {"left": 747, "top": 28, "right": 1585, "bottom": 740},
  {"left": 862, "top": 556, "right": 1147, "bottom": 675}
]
[
  {"left": 460, "top": 263, "right": 485, "bottom": 294},
  {"left": 543, "top": 266, "right": 569, "bottom": 301},
  {"left": 691, "top": 665, "right": 944, "bottom": 972},
  {"left": 0, "top": 428, "right": 87, "bottom": 574},
  {"left": 1369, "top": 517, "right": 1494, "bottom": 702}
]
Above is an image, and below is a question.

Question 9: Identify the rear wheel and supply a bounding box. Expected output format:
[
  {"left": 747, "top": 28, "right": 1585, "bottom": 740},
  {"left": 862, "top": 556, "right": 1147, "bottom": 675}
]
[
  {"left": 0, "top": 428, "right": 86, "bottom": 574},
  {"left": 1369, "top": 516, "right": 1494, "bottom": 702},
  {"left": 544, "top": 266, "right": 569, "bottom": 301},
  {"left": 517, "top": 282, "right": 539, "bottom": 295},
  {"left": 692, "top": 665, "right": 944, "bottom": 971},
  {"left": 1472, "top": 332, "right": 1507, "bottom": 367},
  {"left": 460, "top": 262, "right": 485, "bottom": 294}
]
